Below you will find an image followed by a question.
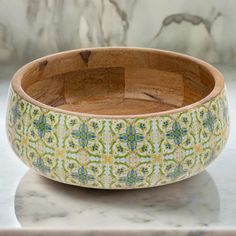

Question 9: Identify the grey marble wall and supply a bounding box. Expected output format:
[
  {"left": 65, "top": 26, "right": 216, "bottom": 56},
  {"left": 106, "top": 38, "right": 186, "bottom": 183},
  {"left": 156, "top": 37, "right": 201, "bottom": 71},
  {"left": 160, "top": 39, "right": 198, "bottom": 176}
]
[{"left": 0, "top": 0, "right": 235, "bottom": 64}]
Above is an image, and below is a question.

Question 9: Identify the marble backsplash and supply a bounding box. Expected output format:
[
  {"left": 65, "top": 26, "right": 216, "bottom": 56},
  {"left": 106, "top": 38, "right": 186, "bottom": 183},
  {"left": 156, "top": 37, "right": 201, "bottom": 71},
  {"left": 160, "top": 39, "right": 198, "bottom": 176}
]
[{"left": 0, "top": 0, "right": 235, "bottom": 65}]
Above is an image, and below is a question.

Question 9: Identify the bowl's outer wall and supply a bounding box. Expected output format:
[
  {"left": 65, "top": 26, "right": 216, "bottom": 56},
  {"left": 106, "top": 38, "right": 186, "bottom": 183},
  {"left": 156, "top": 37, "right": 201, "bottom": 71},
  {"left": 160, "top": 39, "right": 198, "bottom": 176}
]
[{"left": 6, "top": 87, "right": 229, "bottom": 189}]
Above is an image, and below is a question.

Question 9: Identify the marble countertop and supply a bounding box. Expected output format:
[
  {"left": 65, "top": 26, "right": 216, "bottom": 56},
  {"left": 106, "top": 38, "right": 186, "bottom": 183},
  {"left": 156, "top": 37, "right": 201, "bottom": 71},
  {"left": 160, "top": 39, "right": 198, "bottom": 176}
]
[{"left": 1, "top": 64, "right": 236, "bottom": 236}]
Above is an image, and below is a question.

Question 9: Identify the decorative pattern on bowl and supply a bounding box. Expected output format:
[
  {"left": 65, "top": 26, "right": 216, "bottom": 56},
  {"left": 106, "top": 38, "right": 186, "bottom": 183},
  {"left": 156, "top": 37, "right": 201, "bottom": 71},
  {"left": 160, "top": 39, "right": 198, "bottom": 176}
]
[{"left": 7, "top": 88, "right": 229, "bottom": 189}]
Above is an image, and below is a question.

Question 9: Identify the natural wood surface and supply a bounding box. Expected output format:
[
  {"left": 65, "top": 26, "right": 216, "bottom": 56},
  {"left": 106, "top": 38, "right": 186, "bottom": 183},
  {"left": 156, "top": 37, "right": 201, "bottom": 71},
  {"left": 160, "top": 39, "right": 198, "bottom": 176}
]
[{"left": 12, "top": 48, "right": 224, "bottom": 117}]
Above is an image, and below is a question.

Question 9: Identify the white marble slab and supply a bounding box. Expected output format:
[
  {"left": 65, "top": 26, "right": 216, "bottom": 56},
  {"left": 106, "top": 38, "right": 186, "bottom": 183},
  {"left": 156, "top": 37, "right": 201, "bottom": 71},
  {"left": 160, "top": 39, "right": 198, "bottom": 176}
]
[
  {"left": 1, "top": 64, "right": 236, "bottom": 235},
  {"left": 0, "top": 0, "right": 236, "bottom": 65}
]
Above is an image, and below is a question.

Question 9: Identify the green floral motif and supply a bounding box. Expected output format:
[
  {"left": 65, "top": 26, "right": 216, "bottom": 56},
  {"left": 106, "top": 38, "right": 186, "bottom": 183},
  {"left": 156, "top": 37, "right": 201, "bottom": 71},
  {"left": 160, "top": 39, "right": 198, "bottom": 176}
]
[
  {"left": 119, "top": 169, "right": 143, "bottom": 187},
  {"left": 203, "top": 110, "right": 216, "bottom": 132},
  {"left": 202, "top": 150, "right": 216, "bottom": 165},
  {"left": 71, "top": 166, "right": 95, "bottom": 184},
  {"left": 167, "top": 163, "right": 187, "bottom": 180},
  {"left": 33, "top": 157, "right": 50, "bottom": 174},
  {"left": 72, "top": 123, "right": 95, "bottom": 148},
  {"left": 34, "top": 114, "right": 51, "bottom": 138},
  {"left": 166, "top": 121, "right": 187, "bottom": 145},
  {"left": 11, "top": 102, "right": 21, "bottom": 124},
  {"left": 119, "top": 125, "right": 144, "bottom": 151}
]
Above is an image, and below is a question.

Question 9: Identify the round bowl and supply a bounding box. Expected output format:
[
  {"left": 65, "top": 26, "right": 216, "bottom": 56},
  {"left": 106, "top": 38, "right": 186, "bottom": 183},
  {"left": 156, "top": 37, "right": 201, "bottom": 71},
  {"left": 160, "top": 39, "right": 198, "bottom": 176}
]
[{"left": 6, "top": 47, "right": 229, "bottom": 189}]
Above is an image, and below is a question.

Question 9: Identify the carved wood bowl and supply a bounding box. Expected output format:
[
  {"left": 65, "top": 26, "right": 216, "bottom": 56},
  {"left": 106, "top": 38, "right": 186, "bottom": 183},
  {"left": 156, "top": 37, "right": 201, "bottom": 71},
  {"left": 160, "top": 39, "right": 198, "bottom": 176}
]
[{"left": 7, "top": 47, "right": 229, "bottom": 189}]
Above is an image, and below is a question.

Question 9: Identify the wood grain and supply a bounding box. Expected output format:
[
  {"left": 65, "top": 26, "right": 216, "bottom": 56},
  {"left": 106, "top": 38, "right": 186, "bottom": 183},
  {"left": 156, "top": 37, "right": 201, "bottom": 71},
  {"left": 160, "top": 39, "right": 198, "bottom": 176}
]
[{"left": 12, "top": 48, "right": 224, "bottom": 117}]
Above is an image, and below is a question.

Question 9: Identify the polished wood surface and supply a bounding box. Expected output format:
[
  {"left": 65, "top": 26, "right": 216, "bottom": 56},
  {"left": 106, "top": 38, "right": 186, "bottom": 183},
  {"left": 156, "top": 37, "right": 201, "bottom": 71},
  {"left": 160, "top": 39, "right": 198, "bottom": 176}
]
[{"left": 12, "top": 48, "right": 224, "bottom": 117}]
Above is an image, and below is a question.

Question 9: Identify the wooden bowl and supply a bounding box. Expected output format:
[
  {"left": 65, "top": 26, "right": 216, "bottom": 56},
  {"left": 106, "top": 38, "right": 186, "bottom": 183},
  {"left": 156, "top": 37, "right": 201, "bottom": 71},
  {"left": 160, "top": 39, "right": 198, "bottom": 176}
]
[{"left": 7, "top": 47, "right": 229, "bottom": 189}]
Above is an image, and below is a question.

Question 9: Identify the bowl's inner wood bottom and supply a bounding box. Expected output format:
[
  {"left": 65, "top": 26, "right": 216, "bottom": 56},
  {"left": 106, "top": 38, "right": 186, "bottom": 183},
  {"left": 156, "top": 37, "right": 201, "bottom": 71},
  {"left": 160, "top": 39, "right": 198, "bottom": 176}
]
[
  {"left": 57, "top": 98, "right": 177, "bottom": 115},
  {"left": 21, "top": 50, "right": 215, "bottom": 115}
]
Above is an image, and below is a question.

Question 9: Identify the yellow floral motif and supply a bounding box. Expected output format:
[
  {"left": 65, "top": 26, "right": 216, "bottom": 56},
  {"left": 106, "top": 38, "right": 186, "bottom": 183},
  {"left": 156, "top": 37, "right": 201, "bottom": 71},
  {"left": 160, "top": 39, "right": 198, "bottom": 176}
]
[
  {"left": 102, "top": 155, "right": 113, "bottom": 165},
  {"left": 152, "top": 154, "right": 162, "bottom": 164},
  {"left": 55, "top": 147, "right": 66, "bottom": 159},
  {"left": 222, "top": 127, "right": 229, "bottom": 140},
  {"left": 21, "top": 135, "right": 29, "bottom": 146},
  {"left": 194, "top": 144, "right": 202, "bottom": 153}
]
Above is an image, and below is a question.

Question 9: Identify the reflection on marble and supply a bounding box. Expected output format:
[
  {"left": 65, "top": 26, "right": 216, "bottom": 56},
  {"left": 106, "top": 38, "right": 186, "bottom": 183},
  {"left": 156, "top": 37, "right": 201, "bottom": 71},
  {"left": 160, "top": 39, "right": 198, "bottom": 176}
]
[
  {"left": 15, "top": 170, "right": 219, "bottom": 229},
  {"left": 0, "top": 0, "right": 236, "bottom": 65}
]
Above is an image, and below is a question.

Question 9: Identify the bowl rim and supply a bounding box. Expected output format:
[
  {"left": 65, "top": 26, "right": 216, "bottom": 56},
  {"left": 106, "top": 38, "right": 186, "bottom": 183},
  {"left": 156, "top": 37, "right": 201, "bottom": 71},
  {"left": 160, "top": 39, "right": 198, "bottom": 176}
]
[{"left": 11, "top": 47, "right": 225, "bottom": 119}]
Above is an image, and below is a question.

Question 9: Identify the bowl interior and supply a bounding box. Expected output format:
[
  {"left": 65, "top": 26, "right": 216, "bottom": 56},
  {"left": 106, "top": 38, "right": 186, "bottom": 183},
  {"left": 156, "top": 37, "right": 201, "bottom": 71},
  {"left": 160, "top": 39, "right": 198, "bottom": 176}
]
[{"left": 19, "top": 48, "right": 215, "bottom": 116}]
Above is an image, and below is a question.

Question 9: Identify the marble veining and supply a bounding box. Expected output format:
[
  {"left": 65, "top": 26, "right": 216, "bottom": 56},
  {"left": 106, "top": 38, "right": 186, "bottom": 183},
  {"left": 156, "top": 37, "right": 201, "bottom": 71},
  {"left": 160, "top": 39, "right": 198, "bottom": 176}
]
[{"left": 0, "top": 0, "right": 236, "bottom": 65}]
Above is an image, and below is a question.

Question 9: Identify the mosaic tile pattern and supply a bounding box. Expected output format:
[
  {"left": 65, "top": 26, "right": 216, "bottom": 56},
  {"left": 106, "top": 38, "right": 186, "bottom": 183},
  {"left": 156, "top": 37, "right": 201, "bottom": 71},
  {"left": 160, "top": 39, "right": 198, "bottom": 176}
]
[{"left": 7, "top": 87, "right": 229, "bottom": 189}]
